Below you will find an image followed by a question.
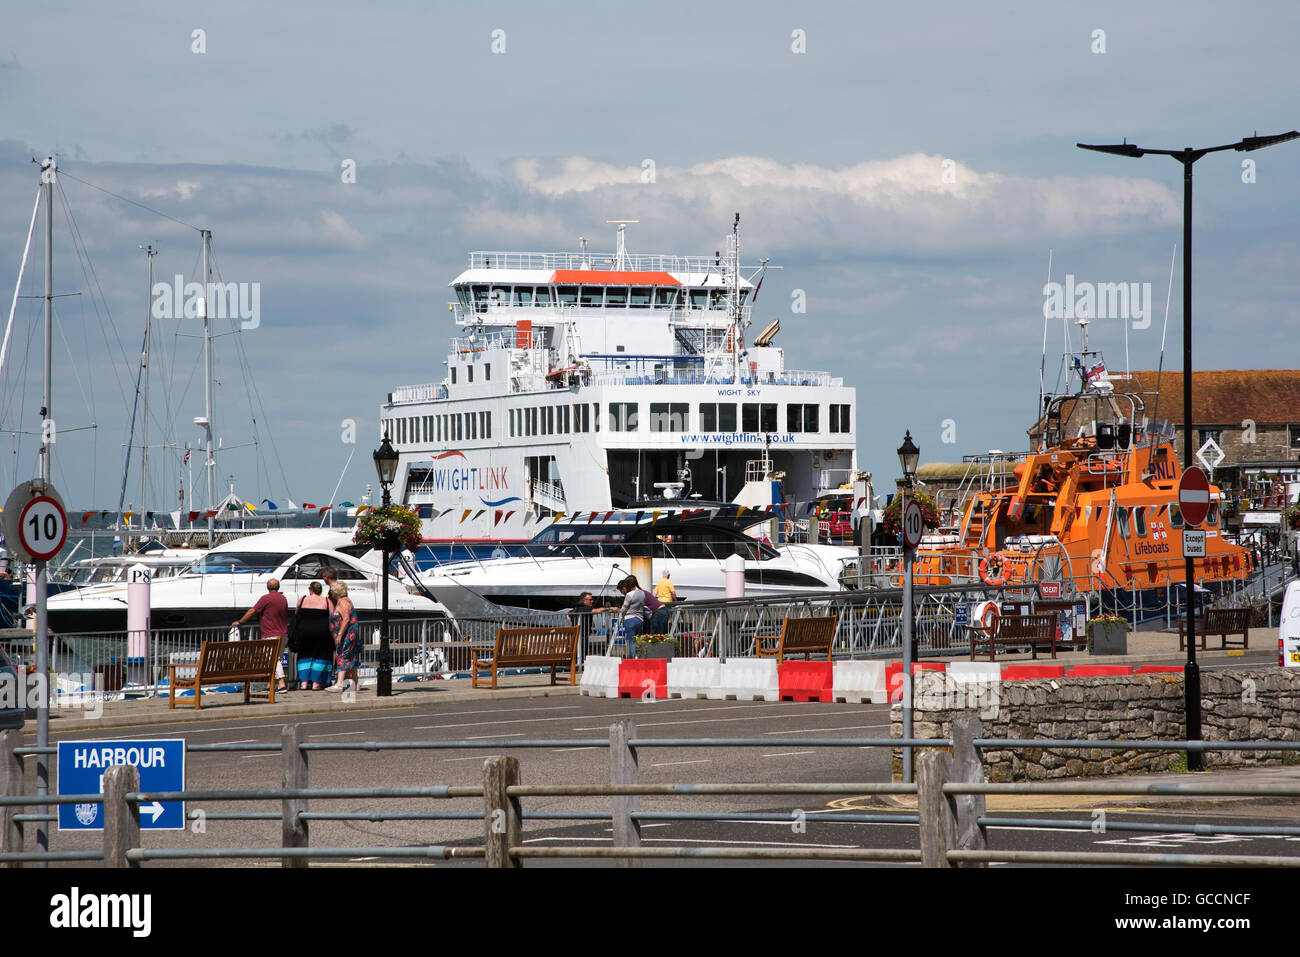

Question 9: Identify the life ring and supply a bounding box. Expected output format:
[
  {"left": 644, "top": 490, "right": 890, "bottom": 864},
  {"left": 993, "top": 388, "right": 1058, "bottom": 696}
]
[
  {"left": 979, "top": 554, "right": 1007, "bottom": 587},
  {"left": 971, "top": 600, "right": 1000, "bottom": 635}
]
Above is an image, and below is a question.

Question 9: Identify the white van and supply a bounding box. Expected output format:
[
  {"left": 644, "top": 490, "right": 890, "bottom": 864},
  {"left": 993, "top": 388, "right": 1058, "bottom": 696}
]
[{"left": 1281, "top": 581, "right": 1300, "bottom": 667}]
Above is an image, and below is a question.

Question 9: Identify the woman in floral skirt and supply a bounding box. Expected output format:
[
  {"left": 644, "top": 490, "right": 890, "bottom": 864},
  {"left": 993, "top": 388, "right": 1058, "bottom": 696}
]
[{"left": 326, "top": 581, "right": 360, "bottom": 692}]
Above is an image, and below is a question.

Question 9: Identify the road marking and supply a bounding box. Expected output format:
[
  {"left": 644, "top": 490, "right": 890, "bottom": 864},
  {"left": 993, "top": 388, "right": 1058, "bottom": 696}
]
[
  {"left": 442, "top": 755, "right": 491, "bottom": 763},
  {"left": 650, "top": 759, "right": 711, "bottom": 768},
  {"left": 574, "top": 710, "right": 864, "bottom": 732},
  {"left": 552, "top": 747, "right": 599, "bottom": 753},
  {"left": 315, "top": 731, "right": 363, "bottom": 737},
  {"left": 467, "top": 732, "right": 523, "bottom": 739},
  {"left": 643, "top": 837, "right": 859, "bottom": 849},
  {"left": 762, "top": 751, "right": 817, "bottom": 758},
  {"left": 763, "top": 724, "right": 891, "bottom": 735}
]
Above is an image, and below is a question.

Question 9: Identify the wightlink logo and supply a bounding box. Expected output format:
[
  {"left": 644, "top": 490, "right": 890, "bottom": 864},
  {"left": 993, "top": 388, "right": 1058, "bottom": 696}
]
[
  {"left": 151, "top": 276, "right": 261, "bottom": 329},
  {"left": 1042, "top": 274, "right": 1151, "bottom": 329}
]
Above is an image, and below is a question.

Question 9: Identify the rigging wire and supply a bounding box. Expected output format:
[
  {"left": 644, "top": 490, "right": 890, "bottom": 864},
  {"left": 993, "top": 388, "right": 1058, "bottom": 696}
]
[{"left": 57, "top": 167, "right": 203, "bottom": 232}]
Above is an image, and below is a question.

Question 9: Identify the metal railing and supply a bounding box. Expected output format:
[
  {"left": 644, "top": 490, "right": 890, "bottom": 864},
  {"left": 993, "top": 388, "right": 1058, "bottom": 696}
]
[{"left": 5, "top": 717, "right": 1300, "bottom": 868}]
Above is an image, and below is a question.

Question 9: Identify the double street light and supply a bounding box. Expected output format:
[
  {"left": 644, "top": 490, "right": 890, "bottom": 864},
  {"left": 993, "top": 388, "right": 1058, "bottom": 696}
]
[
  {"left": 373, "top": 434, "right": 399, "bottom": 698},
  {"left": 1078, "top": 130, "right": 1299, "bottom": 770}
]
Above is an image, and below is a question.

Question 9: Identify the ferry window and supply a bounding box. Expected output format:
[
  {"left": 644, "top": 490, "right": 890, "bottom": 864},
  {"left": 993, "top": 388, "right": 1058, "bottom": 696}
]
[
  {"left": 468, "top": 366, "right": 474, "bottom": 383},
  {"left": 456, "top": 286, "right": 471, "bottom": 309},
  {"left": 593, "top": 403, "right": 600, "bottom": 432},
  {"left": 535, "top": 286, "right": 552, "bottom": 306},
  {"left": 689, "top": 289, "right": 708, "bottom": 310},
  {"left": 471, "top": 284, "right": 489, "bottom": 305},
  {"left": 556, "top": 286, "right": 578, "bottom": 306},
  {"left": 718, "top": 403, "right": 736, "bottom": 431},
  {"left": 709, "top": 289, "right": 727, "bottom": 310},
  {"left": 1134, "top": 507, "right": 1148, "bottom": 538},
  {"left": 560, "top": 406, "right": 570, "bottom": 433},
  {"left": 654, "top": 289, "right": 677, "bottom": 309},
  {"left": 508, "top": 410, "right": 515, "bottom": 438},
  {"left": 580, "top": 286, "right": 604, "bottom": 307},
  {"left": 514, "top": 287, "right": 533, "bottom": 306},
  {"left": 485, "top": 363, "right": 490, "bottom": 381},
  {"left": 547, "top": 407, "right": 555, "bottom": 434},
  {"left": 701, "top": 404, "right": 716, "bottom": 432},
  {"left": 1170, "top": 503, "right": 1183, "bottom": 529},
  {"left": 630, "top": 287, "right": 651, "bottom": 308},
  {"left": 451, "top": 367, "right": 457, "bottom": 385},
  {"left": 1117, "top": 507, "right": 1130, "bottom": 539},
  {"left": 529, "top": 408, "right": 537, "bottom": 436},
  {"left": 470, "top": 414, "right": 478, "bottom": 441},
  {"left": 786, "top": 405, "right": 803, "bottom": 433},
  {"left": 834, "top": 404, "right": 852, "bottom": 433},
  {"left": 742, "top": 403, "right": 777, "bottom": 433},
  {"left": 490, "top": 285, "right": 511, "bottom": 306},
  {"left": 650, "top": 403, "right": 688, "bottom": 432},
  {"left": 610, "top": 402, "right": 638, "bottom": 432},
  {"left": 804, "top": 404, "right": 819, "bottom": 432},
  {"left": 605, "top": 286, "right": 628, "bottom": 307}
]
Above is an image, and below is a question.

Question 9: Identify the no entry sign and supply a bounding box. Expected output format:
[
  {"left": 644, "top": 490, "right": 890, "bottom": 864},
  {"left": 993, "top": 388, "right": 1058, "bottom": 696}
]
[{"left": 1178, "top": 466, "right": 1211, "bottom": 528}]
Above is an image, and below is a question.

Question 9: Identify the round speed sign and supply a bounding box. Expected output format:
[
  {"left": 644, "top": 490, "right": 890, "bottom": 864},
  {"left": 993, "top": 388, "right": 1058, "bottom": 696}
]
[
  {"left": 902, "top": 499, "right": 924, "bottom": 551},
  {"left": 18, "top": 494, "right": 67, "bottom": 562}
]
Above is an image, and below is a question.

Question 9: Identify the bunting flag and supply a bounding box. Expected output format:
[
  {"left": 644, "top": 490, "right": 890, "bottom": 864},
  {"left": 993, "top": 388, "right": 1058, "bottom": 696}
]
[
  {"left": 145, "top": 512, "right": 154, "bottom": 524},
  {"left": 303, "top": 503, "right": 316, "bottom": 510},
  {"left": 634, "top": 511, "right": 645, "bottom": 524},
  {"left": 603, "top": 510, "right": 614, "bottom": 522},
  {"left": 188, "top": 511, "right": 200, "bottom": 522},
  {"left": 472, "top": 509, "right": 485, "bottom": 522},
  {"left": 356, "top": 505, "right": 371, "bottom": 515},
  {"left": 100, "top": 511, "right": 110, "bottom": 519},
  {"left": 245, "top": 503, "right": 256, "bottom": 512},
  {"left": 737, "top": 506, "right": 747, "bottom": 517},
  {"left": 286, "top": 499, "right": 298, "bottom": 510},
  {"left": 494, "top": 509, "right": 503, "bottom": 526},
  {"left": 202, "top": 510, "right": 218, "bottom": 520},
  {"left": 460, "top": 509, "right": 472, "bottom": 524},
  {"left": 503, "top": 510, "right": 516, "bottom": 523},
  {"left": 587, "top": 512, "right": 597, "bottom": 524},
  {"left": 124, "top": 511, "right": 135, "bottom": 524},
  {"left": 652, "top": 510, "right": 661, "bottom": 524},
  {"left": 317, "top": 506, "right": 331, "bottom": 514},
  {"left": 81, "top": 510, "right": 95, "bottom": 527},
  {"left": 263, "top": 499, "right": 278, "bottom": 510},
  {"left": 551, "top": 511, "right": 565, "bottom": 524}
]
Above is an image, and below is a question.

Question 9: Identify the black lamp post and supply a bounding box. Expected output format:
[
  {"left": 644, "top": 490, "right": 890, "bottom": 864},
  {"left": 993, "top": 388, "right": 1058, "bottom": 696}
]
[
  {"left": 897, "top": 429, "right": 919, "bottom": 783},
  {"left": 373, "top": 434, "right": 399, "bottom": 697},
  {"left": 1078, "top": 130, "right": 1299, "bottom": 770}
]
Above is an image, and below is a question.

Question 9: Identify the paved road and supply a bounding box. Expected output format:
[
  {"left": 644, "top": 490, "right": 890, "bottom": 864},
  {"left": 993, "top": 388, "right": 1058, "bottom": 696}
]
[{"left": 22, "top": 688, "right": 1300, "bottom": 867}]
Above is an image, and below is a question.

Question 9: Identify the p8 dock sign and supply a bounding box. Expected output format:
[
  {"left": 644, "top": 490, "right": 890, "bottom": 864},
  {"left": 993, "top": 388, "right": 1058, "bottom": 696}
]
[{"left": 57, "top": 739, "right": 185, "bottom": 830}]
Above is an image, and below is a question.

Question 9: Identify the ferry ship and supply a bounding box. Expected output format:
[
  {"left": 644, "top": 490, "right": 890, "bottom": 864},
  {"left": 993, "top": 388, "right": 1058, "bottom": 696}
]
[
  {"left": 380, "top": 218, "right": 858, "bottom": 564},
  {"left": 911, "top": 321, "right": 1252, "bottom": 622}
]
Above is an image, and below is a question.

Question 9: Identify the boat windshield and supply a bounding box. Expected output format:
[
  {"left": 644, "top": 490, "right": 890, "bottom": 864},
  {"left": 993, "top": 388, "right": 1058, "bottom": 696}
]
[
  {"left": 187, "top": 552, "right": 291, "bottom": 575},
  {"left": 511, "top": 523, "right": 775, "bottom": 561}
]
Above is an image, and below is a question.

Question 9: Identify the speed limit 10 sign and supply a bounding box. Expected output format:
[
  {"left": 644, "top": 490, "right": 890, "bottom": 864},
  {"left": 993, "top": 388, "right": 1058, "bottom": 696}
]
[
  {"left": 902, "top": 499, "right": 924, "bottom": 551},
  {"left": 2, "top": 482, "right": 68, "bottom": 563}
]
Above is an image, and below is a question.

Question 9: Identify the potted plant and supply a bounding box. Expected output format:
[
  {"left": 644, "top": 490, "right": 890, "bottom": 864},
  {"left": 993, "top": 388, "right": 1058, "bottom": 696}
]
[
  {"left": 1086, "top": 615, "right": 1128, "bottom": 655},
  {"left": 353, "top": 503, "right": 423, "bottom": 554},
  {"left": 634, "top": 634, "right": 679, "bottom": 660}
]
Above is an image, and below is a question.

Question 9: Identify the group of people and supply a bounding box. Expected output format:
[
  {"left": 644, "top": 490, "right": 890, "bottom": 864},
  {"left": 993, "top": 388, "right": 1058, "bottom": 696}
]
[
  {"left": 566, "top": 571, "right": 677, "bottom": 650},
  {"left": 232, "top": 566, "right": 361, "bottom": 693}
]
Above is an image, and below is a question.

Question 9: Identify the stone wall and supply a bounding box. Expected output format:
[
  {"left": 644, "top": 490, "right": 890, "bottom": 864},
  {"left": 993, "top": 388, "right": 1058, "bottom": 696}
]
[{"left": 890, "top": 669, "right": 1300, "bottom": 781}]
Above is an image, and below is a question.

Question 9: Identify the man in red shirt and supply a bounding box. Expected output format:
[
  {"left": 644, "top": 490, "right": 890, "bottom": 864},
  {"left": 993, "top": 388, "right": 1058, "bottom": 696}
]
[{"left": 234, "top": 579, "right": 290, "bottom": 693}]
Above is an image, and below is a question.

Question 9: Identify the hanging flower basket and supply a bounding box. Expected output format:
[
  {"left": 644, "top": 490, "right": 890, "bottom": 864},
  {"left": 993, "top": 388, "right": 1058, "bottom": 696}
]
[
  {"left": 353, "top": 504, "right": 422, "bottom": 553},
  {"left": 880, "top": 490, "right": 941, "bottom": 538}
]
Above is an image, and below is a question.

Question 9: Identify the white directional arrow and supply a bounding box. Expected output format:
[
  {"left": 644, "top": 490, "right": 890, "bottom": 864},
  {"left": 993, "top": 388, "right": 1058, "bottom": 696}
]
[{"left": 143, "top": 801, "right": 165, "bottom": 823}]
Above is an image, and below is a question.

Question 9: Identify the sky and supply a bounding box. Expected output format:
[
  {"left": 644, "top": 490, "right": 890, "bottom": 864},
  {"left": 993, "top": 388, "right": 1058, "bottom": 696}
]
[{"left": 2, "top": 1, "right": 1299, "bottom": 510}]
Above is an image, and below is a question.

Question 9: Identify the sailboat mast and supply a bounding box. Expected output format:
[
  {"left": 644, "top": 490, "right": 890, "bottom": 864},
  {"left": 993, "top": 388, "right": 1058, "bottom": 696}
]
[
  {"left": 141, "top": 245, "right": 154, "bottom": 529},
  {"left": 42, "top": 158, "right": 53, "bottom": 484},
  {"left": 201, "top": 229, "right": 215, "bottom": 545}
]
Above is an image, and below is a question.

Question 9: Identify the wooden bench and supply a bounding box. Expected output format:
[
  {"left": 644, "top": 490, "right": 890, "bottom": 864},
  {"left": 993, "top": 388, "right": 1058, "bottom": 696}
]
[
  {"left": 754, "top": 615, "right": 839, "bottom": 662},
  {"left": 970, "top": 613, "right": 1057, "bottom": 661},
  {"left": 168, "top": 638, "right": 280, "bottom": 710},
  {"left": 471, "top": 626, "right": 580, "bottom": 690},
  {"left": 1179, "top": 607, "right": 1252, "bottom": 651}
]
